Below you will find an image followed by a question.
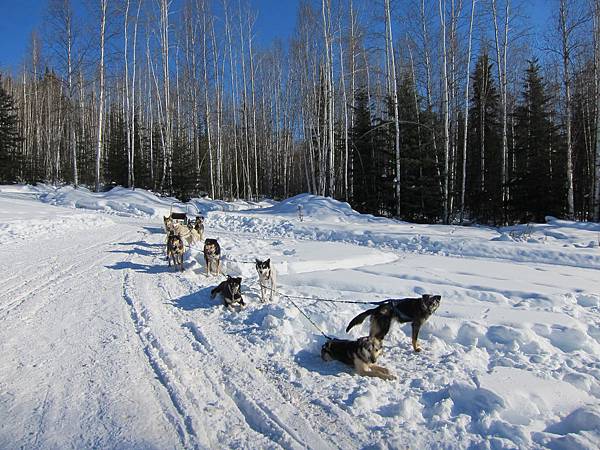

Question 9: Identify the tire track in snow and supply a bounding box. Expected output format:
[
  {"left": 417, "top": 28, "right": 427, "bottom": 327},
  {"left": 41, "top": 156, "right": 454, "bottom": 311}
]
[
  {"left": 123, "top": 225, "right": 334, "bottom": 449},
  {"left": 180, "top": 320, "right": 333, "bottom": 450},
  {"left": 122, "top": 250, "right": 280, "bottom": 449},
  {"left": 0, "top": 239, "right": 112, "bottom": 299},
  {"left": 0, "top": 239, "right": 122, "bottom": 321},
  {"left": 121, "top": 269, "right": 204, "bottom": 450}
]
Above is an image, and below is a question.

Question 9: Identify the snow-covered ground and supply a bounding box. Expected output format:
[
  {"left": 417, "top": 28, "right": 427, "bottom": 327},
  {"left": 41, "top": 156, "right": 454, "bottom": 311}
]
[{"left": 1, "top": 185, "right": 599, "bottom": 449}]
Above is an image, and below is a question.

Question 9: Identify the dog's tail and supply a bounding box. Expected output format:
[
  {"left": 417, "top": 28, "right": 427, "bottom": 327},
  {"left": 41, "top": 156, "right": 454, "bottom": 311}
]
[{"left": 345, "top": 307, "right": 377, "bottom": 333}]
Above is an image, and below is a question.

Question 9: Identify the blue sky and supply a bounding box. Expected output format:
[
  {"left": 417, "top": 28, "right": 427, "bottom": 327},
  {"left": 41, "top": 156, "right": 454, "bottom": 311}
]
[{"left": 0, "top": 0, "right": 551, "bottom": 72}]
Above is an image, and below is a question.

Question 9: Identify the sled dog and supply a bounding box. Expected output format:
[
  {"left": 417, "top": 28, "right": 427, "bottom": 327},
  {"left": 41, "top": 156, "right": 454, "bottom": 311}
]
[
  {"left": 211, "top": 275, "right": 245, "bottom": 309},
  {"left": 255, "top": 258, "right": 276, "bottom": 302},
  {"left": 203, "top": 238, "right": 221, "bottom": 276},
  {"left": 166, "top": 231, "right": 185, "bottom": 271},
  {"left": 346, "top": 295, "right": 441, "bottom": 352},
  {"left": 173, "top": 222, "right": 200, "bottom": 248},
  {"left": 193, "top": 216, "right": 204, "bottom": 241},
  {"left": 321, "top": 336, "right": 395, "bottom": 380}
]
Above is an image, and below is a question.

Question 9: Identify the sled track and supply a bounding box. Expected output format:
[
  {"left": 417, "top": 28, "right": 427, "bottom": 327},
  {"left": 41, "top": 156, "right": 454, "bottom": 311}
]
[
  {"left": 121, "top": 268, "right": 204, "bottom": 449},
  {"left": 0, "top": 238, "right": 124, "bottom": 321}
]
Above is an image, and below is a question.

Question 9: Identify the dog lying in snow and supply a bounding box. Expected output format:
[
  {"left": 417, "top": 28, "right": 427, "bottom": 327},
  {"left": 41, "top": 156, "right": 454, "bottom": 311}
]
[
  {"left": 321, "top": 336, "right": 395, "bottom": 380},
  {"left": 203, "top": 238, "right": 221, "bottom": 276},
  {"left": 255, "top": 258, "right": 276, "bottom": 302},
  {"left": 346, "top": 295, "right": 441, "bottom": 353},
  {"left": 166, "top": 231, "right": 185, "bottom": 271},
  {"left": 211, "top": 276, "right": 245, "bottom": 309}
]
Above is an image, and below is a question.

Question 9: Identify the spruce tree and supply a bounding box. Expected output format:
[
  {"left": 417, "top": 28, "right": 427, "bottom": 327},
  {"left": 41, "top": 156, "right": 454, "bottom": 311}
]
[
  {"left": 466, "top": 53, "right": 502, "bottom": 223},
  {"left": 512, "top": 60, "right": 565, "bottom": 222},
  {"left": 350, "top": 89, "right": 377, "bottom": 215},
  {"left": 397, "top": 72, "right": 422, "bottom": 220},
  {"left": 0, "top": 75, "right": 22, "bottom": 183}
]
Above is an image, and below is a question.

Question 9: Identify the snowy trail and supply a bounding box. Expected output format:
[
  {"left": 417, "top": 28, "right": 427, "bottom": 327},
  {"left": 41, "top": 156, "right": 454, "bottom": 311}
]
[
  {"left": 114, "top": 224, "right": 374, "bottom": 449},
  {"left": 0, "top": 223, "right": 185, "bottom": 449},
  {"left": 0, "top": 217, "right": 355, "bottom": 449}
]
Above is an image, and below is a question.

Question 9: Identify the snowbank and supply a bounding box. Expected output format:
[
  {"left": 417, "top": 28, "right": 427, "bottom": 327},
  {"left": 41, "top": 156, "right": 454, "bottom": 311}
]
[
  {"left": 246, "top": 193, "right": 391, "bottom": 224},
  {"left": 0, "top": 193, "right": 114, "bottom": 244},
  {"left": 39, "top": 185, "right": 175, "bottom": 218}
]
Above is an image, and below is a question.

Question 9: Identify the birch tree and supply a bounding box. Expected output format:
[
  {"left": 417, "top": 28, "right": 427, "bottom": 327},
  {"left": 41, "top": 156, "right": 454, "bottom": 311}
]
[
  {"left": 559, "top": 0, "right": 575, "bottom": 218},
  {"left": 95, "top": 0, "right": 108, "bottom": 192},
  {"left": 593, "top": 0, "right": 600, "bottom": 221},
  {"left": 439, "top": 0, "right": 451, "bottom": 222},
  {"left": 491, "top": 0, "right": 510, "bottom": 221},
  {"left": 385, "top": 0, "right": 401, "bottom": 216},
  {"left": 460, "top": 0, "right": 477, "bottom": 222}
]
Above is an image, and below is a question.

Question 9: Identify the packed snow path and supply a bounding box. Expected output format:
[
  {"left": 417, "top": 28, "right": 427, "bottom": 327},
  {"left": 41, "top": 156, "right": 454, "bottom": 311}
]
[
  {"left": 1, "top": 187, "right": 600, "bottom": 449},
  {"left": 0, "top": 220, "right": 338, "bottom": 449}
]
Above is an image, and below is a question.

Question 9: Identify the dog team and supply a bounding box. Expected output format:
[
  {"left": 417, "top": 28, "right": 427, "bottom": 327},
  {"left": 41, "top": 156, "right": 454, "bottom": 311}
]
[{"left": 162, "top": 213, "right": 441, "bottom": 381}]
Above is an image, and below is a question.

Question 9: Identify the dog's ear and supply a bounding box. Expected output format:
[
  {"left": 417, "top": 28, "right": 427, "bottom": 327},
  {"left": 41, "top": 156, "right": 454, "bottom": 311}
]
[
  {"left": 422, "top": 294, "right": 430, "bottom": 300},
  {"left": 255, "top": 258, "right": 261, "bottom": 265},
  {"left": 266, "top": 258, "right": 270, "bottom": 265}
]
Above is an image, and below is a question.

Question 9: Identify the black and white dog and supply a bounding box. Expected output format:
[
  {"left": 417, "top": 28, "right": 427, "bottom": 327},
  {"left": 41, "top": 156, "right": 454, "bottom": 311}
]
[
  {"left": 321, "top": 336, "right": 395, "bottom": 380},
  {"left": 211, "top": 276, "right": 245, "bottom": 309},
  {"left": 346, "top": 295, "right": 441, "bottom": 353},
  {"left": 255, "top": 258, "right": 276, "bottom": 302}
]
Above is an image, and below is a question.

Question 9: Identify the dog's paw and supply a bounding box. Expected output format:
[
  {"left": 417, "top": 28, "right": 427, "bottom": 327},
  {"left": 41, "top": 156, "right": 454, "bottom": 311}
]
[
  {"left": 386, "top": 373, "right": 397, "bottom": 381},
  {"left": 413, "top": 346, "right": 422, "bottom": 353}
]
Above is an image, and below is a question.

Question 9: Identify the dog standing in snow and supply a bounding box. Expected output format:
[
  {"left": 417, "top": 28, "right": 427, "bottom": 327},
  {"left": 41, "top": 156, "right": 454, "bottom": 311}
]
[
  {"left": 173, "top": 222, "right": 201, "bottom": 248},
  {"left": 255, "top": 258, "right": 276, "bottom": 302},
  {"left": 163, "top": 216, "right": 175, "bottom": 256},
  {"left": 346, "top": 294, "right": 441, "bottom": 353},
  {"left": 193, "top": 216, "right": 204, "bottom": 241},
  {"left": 203, "top": 238, "right": 221, "bottom": 276},
  {"left": 211, "top": 276, "right": 245, "bottom": 309},
  {"left": 166, "top": 231, "right": 185, "bottom": 271},
  {"left": 321, "top": 336, "right": 395, "bottom": 380}
]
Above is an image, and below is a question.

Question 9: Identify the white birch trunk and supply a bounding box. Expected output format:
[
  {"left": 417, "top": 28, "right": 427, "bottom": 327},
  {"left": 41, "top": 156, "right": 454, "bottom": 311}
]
[
  {"left": 385, "top": 0, "right": 401, "bottom": 217},
  {"left": 593, "top": 0, "right": 600, "bottom": 221},
  {"left": 460, "top": 0, "right": 476, "bottom": 222},
  {"left": 439, "top": 0, "right": 451, "bottom": 223},
  {"left": 95, "top": 0, "right": 108, "bottom": 192},
  {"left": 560, "top": 0, "right": 575, "bottom": 219}
]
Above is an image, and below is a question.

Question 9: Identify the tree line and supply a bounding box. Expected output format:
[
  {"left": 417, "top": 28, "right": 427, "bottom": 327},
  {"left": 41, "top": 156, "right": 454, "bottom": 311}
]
[{"left": 0, "top": 0, "right": 599, "bottom": 225}]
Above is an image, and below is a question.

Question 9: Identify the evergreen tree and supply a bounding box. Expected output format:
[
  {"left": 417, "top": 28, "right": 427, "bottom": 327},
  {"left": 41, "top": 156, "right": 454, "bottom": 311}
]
[
  {"left": 397, "top": 72, "right": 442, "bottom": 222},
  {"left": 0, "top": 75, "right": 22, "bottom": 183},
  {"left": 512, "top": 60, "right": 565, "bottom": 222},
  {"left": 350, "top": 89, "right": 378, "bottom": 215},
  {"left": 466, "top": 53, "right": 502, "bottom": 223},
  {"left": 397, "top": 72, "right": 422, "bottom": 220},
  {"left": 105, "top": 108, "right": 128, "bottom": 187}
]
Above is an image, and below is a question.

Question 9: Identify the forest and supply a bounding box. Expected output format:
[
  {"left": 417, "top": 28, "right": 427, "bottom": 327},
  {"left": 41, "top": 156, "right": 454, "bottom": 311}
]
[{"left": 0, "top": 0, "right": 599, "bottom": 225}]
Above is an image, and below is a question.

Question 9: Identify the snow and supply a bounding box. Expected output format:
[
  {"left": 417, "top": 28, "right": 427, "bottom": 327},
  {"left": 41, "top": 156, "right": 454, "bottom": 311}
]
[{"left": 1, "top": 184, "right": 599, "bottom": 449}]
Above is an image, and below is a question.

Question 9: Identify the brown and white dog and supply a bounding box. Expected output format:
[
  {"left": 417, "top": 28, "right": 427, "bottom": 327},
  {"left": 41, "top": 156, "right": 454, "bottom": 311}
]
[
  {"left": 166, "top": 231, "right": 185, "bottom": 271},
  {"left": 321, "top": 336, "right": 395, "bottom": 380},
  {"left": 203, "top": 238, "right": 221, "bottom": 276},
  {"left": 172, "top": 222, "right": 201, "bottom": 248}
]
